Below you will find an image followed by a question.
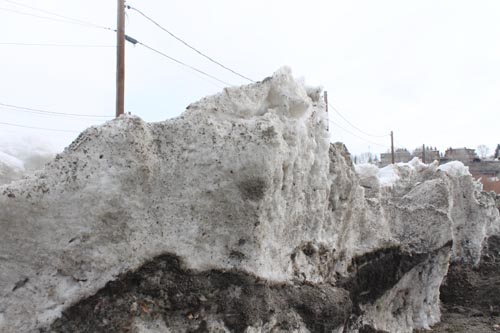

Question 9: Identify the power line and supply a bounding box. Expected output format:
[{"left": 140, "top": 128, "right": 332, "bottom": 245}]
[
  {"left": 328, "top": 103, "right": 388, "bottom": 138},
  {"left": 329, "top": 120, "right": 389, "bottom": 148},
  {"left": 0, "top": 6, "right": 100, "bottom": 29},
  {"left": 124, "top": 36, "right": 224, "bottom": 88},
  {"left": 135, "top": 39, "right": 233, "bottom": 86},
  {"left": 0, "top": 121, "right": 79, "bottom": 133},
  {"left": 0, "top": 5, "right": 114, "bottom": 31},
  {"left": 0, "top": 42, "right": 115, "bottom": 48},
  {"left": 126, "top": 5, "right": 255, "bottom": 83},
  {"left": 0, "top": 102, "right": 113, "bottom": 118},
  {"left": 1, "top": 0, "right": 114, "bottom": 31},
  {"left": 0, "top": 106, "right": 111, "bottom": 120},
  {"left": 174, "top": 67, "right": 227, "bottom": 89}
]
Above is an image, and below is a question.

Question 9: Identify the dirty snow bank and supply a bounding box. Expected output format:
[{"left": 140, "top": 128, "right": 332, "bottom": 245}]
[
  {"left": 354, "top": 157, "right": 499, "bottom": 331},
  {"left": 357, "top": 158, "right": 497, "bottom": 262},
  {"left": 1, "top": 68, "right": 499, "bottom": 333}
]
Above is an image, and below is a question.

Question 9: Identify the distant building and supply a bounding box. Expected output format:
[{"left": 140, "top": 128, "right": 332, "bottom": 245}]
[
  {"left": 378, "top": 144, "right": 500, "bottom": 196},
  {"left": 379, "top": 146, "right": 440, "bottom": 167},
  {"left": 440, "top": 147, "right": 479, "bottom": 164},
  {"left": 468, "top": 161, "right": 500, "bottom": 179},
  {"left": 379, "top": 148, "right": 412, "bottom": 167},
  {"left": 412, "top": 146, "right": 440, "bottom": 163},
  {"left": 439, "top": 147, "right": 500, "bottom": 196}
]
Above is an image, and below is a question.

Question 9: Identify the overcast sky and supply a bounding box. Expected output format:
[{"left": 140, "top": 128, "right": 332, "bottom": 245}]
[{"left": 1, "top": 0, "right": 499, "bottom": 157}]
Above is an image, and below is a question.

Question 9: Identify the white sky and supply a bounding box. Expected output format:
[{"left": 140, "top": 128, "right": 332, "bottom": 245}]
[{"left": 1, "top": 0, "right": 499, "bottom": 157}]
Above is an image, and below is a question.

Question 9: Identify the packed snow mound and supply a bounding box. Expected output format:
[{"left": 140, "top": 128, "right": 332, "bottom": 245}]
[
  {"left": 356, "top": 158, "right": 443, "bottom": 188},
  {"left": 1, "top": 68, "right": 499, "bottom": 333},
  {"left": 438, "top": 160, "right": 470, "bottom": 177},
  {"left": 0, "top": 151, "right": 25, "bottom": 184},
  {"left": 0, "top": 151, "right": 24, "bottom": 170},
  {"left": 0, "top": 139, "right": 55, "bottom": 185},
  {"left": 378, "top": 164, "right": 400, "bottom": 186},
  {"left": 354, "top": 163, "right": 379, "bottom": 178}
]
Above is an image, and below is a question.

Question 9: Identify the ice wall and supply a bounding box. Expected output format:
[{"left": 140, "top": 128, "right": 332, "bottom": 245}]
[{"left": 1, "top": 68, "right": 498, "bottom": 333}]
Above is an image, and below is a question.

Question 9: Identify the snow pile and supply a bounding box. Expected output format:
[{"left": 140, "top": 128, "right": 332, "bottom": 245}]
[
  {"left": 1, "top": 68, "right": 499, "bottom": 333},
  {"left": 0, "top": 151, "right": 25, "bottom": 184},
  {"left": 357, "top": 158, "right": 444, "bottom": 188},
  {"left": 353, "top": 157, "right": 499, "bottom": 330},
  {"left": 378, "top": 164, "right": 401, "bottom": 186},
  {"left": 0, "top": 151, "right": 24, "bottom": 171},
  {"left": 354, "top": 163, "right": 379, "bottom": 178},
  {"left": 438, "top": 160, "right": 470, "bottom": 177},
  {"left": 0, "top": 138, "right": 55, "bottom": 185}
]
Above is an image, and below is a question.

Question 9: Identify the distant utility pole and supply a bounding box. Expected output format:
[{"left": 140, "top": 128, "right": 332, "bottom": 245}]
[
  {"left": 116, "top": 0, "right": 125, "bottom": 118},
  {"left": 324, "top": 91, "right": 328, "bottom": 113},
  {"left": 391, "top": 131, "right": 395, "bottom": 164},
  {"left": 422, "top": 144, "right": 426, "bottom": 163},
  {"left": 324, "top": 91, "right": 329, "bottom": 131}
]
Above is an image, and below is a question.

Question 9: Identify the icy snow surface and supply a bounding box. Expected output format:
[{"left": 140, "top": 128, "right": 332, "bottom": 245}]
[
  {"left": 0, "top": 139, "right": 55, "bottom": 185},
  {"left": 438, "top": 160, "right": 470, "bottom": 177},
  {"left": 356, "top": 158, "right": 445, "bottom": 188},
  {"left": 0, "top": 151, "right": 24, "bottom": 171}
]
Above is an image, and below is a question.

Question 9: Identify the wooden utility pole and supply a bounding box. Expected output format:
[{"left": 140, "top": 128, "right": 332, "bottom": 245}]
[
  {"left": 324, "top": 91, "right": 328, "bottom": 113},
  {"left": 324, "top": 91, "right": 329, "bottom": 131},
  {"left": 390, "top": 131, "right": 395, "bottom": 164},
  {"left": 116, "top": 0, "right": 125, "bottom": 117},
  {"left": 422, "top": 144, "right": 426, "bottom": 163}
]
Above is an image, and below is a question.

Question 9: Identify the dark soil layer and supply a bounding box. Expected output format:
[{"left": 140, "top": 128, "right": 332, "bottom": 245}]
[
  {"left": 42, "top": 254, "right": 352, "bottom": 333},
  {"left": 357, "top": 324, "right": 389, "bottom": 333},
  {"left": 340, "top": 246, "right": 430, "bottom": 311},
  {"left": 420, "top": 235, "right": 500, "bottom": 332},
  {"left": 40, "top": 244, "right": 456, "bottom": 332}
]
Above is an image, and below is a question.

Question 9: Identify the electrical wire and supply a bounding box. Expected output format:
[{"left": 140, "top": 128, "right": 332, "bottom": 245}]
[
  {"left": 136, "top": 40, "right": 233, "bottom": 86},
  {"left": 0, "top": 6, "right": 87, "bottom": 26},
  {"left": 0, "top": 42, "right": 115, "bottom": 48},
  {"left": 1, "top": 0, "right": 115, "bottom": 31},
  {"left": 127, "top": 5, "right": 255, "bottom": 83},
  {"left": 122, "top": 34, "right": 224, "bottom": 89},
  {"left": 0, "top": 106, "right": 111, "bottom": 121},
  {"left": 328, "top": 103, "right": 388, "bottom": 138},
  {"left": 0, "top": 120, "right": 79, "bottom": 133},
  {"left": 180, "top": 69, "right": 227, "bottom": 89},
  {"left": 329, "top": 120, "right": 389, "bottom": 148},
  {"left": 0, "top": 6, "right": 104, "bottom": 29},
  {"left": 0, "top": 102, "right": 113, "bottom": 119},
  {"left": 0, "top": 4, "right": 114, "bottom": 31}
]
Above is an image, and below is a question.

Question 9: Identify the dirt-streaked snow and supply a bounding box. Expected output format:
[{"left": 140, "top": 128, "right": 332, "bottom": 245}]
[{"left": 1, "top": 68, "right": 499, "bottom": 333}]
